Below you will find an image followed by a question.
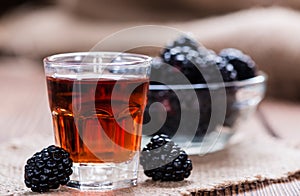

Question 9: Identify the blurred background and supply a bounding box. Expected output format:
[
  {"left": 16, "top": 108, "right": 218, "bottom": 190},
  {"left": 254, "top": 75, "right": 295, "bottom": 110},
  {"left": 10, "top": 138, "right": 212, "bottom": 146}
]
[
  {"left": 1, "top": 0, "right": 300, "bottom": 100},
  {"left": 0, "top": 0, "right": 300, "bottom": 143}
]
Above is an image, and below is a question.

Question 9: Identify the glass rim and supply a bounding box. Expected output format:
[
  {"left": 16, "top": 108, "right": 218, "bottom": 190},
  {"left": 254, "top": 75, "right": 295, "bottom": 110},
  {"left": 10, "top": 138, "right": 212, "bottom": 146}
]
[
  {"left": 149, "top": 71, "right": 267, "bottom": 90},
  {"left": 43, "top": 52, "right": 152, "bottom": 68}
]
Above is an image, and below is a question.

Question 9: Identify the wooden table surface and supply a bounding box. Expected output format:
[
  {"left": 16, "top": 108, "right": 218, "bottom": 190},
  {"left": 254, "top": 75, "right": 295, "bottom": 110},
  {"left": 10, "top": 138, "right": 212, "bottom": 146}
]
[{"left": 1, "top": 57, "right": 300, "bottom": 195}]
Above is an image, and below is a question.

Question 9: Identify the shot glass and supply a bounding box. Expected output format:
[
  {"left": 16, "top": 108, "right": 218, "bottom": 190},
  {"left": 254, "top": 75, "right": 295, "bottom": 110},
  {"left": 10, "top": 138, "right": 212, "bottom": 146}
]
[{"left": 44, "top": 52, "right": 151, "bottom": 190}]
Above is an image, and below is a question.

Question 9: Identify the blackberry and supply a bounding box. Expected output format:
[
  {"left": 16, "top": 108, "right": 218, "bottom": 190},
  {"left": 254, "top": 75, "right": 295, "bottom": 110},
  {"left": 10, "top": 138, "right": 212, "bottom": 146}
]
[
  {"left": 24, "top": 145, "right": 73, "bottom": 193},
  {"left": 219, "top": 48, "right": 256, "bottom": 127},
  {"left": 161, "top": 45, "right": 203, "bottom": 84},
  {"left": 219, "top": 48, "right": 256, "bottom": 80},
  {"left": 140, "top": 134, "right": 192, "bottom": 181}
]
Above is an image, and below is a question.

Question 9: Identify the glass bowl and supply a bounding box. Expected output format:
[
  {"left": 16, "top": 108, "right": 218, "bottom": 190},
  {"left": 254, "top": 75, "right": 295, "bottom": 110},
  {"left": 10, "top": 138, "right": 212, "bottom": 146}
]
[{"left": 142, "top": 72, "right": 267, "bottom": 155}]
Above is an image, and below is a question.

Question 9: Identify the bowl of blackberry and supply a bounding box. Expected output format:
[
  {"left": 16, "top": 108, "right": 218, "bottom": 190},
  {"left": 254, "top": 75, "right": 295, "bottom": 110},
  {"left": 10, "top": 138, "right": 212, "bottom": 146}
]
[{"left": 142, "top": 35, "right": 266, "bottom": 155}]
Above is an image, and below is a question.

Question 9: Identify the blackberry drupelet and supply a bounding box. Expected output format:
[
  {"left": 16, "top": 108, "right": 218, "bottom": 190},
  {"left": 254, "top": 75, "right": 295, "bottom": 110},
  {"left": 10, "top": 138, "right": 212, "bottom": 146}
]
[
  {"left": 140, "top": 134, "right": 193, "bottom": 181},
  {"left": 219, "top": 48, "right": 256, "bottom": 80},
  {"left": 217, "top": 60, "right": 237, "bottom": 82},
  {"left": 166, "top": 35, "right": 199, "bottom": 50},
  {"left": 24, "top": 145, "right": 73, "bottom": 193}
]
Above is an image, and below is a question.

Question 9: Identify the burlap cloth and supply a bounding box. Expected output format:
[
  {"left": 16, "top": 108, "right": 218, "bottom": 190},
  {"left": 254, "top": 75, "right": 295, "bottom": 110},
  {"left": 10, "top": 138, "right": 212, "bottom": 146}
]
[{"left": 1, "top": 114, "right": 300, "bottom": 195}]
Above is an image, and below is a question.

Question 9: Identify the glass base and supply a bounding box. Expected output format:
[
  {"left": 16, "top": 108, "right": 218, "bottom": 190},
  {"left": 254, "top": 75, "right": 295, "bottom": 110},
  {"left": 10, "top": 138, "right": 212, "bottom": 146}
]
[
  {"left": 142, "top": 128, "right": 234, "bottom": 155},
  {"left": 67, "top": 178, "right": 137, "bottom": 191},
  {"left": 67, "top": 153, "right": 139, "bottom": 191}
]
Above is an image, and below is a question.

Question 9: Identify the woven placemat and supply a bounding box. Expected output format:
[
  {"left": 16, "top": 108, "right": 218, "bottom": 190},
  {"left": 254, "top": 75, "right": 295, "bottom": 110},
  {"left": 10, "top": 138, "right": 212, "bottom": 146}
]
[{"left": 1, "top": 116, "right": 300, "bottom": 196}]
